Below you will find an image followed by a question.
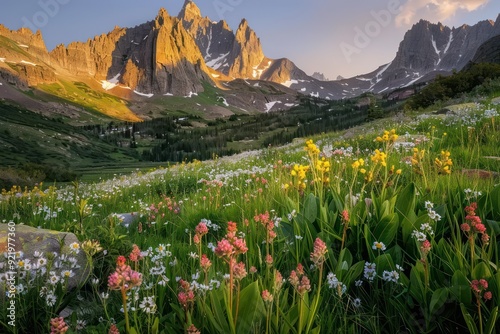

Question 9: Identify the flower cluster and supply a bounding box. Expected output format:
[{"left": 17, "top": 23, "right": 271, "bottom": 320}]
[
  {"left": 363, "top": 262, "right": 376, "bottom": 282},
  {"left": 107, "top": 256, "right": 143, "bottom": 291},
  {"left": 194, "top": 221, "right": 209, "bottom": 245},
  {"left": 375, "top": 129, "right": 398, "bottom": 144},
  {"left": 326, "top": 272, "right": 346, "bottom": 297},
  {"left": 289, "top": 263, "right": 311, "bottom": 295},
  {"left": 471, "top": 279, "right": 492, "bottom": 301},
  {"left": 214, "top": 222, "right": 248, "bottom": 260},
  {"left": 461, "top": 203, "right": 489, "bottom": 244},
  {"left": 254, "top": 211, "right": 277, "bottom": 243},
  {"left": 411, "top": 148, "right": 425, "bottom": 175},
  {"left": 50, "top": 317, "right": 69, "bottom": 334},
  {"left": 434, "top": 150, "right": 452, "bottom": 175},
  {"left": 177, "top": 279, "right": 196, "bottom": 310},
  {"left": 371, "top": 149, "right": 387, "bottom": 167},
  {"left": 310, "top": 238, "right": 328, "bottom": 267},
  {"left": 286, "top": 164, "right": 310, "bottom": 191},
  {"left": 305, "top": 139, "right": 320, "bottom": 156}
]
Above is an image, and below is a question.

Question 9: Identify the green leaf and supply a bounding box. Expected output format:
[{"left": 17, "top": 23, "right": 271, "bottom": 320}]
[
  {"left": 374, "top": 253, "right": 395, "bottom": 273},
  {"left": 236, "top": 281, "right": 266, "bottom": 333},
  {"left": 485, "top": 306, "right": 498, "bottom": 334},
  {"left": 409, "top": 263, "right": 426, "bottom": 304},
  {"left": 129, "top": 328, "right": 139, "bottom": 334},
  {"left": 485, "top": 219, "right": 500, "bottom": 235},
  {"left": 152, "top": 317, "right": 159, "bottom": 334},
  {"left": 472, "top": 261, "right": 493, "bottom": 280},
  {"left": 451, "top": 271, "right": 472, "bottom": 306},
  {"left": 460, "top": 303, "right": 479, "bottom": 334},
  {"left": 395, "top": 182, "right": 416, "bottom": 219},
  {"left": 373, "top": 213, "right": 399, "bottom": 246},
  {"left": 304, "top": 193, "right": 318, "bottom": 224},
  {"left": 429, "top": 288, "right": 448, "bottom": 316},
  {"left": 342, "top": 260, "right": 365, "bottom": 286}
]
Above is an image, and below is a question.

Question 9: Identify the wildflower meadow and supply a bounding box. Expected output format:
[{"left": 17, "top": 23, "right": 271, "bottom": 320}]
[{"left": 0, "top": 104, "right": 499, "bottom": 333}]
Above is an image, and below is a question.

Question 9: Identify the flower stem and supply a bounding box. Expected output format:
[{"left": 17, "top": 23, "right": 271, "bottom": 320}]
[{"left": 121, "top": 287, "right": 130, "bottom": 334}]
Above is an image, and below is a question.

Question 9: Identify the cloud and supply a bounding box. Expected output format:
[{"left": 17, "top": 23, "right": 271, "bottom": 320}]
[{"left": 395, "top": 0, "right": 490, "bottom": 26}]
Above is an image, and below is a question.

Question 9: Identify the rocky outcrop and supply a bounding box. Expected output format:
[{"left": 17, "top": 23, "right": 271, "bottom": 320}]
[
  {"left": 0, "top": 224, "right": 90, "bottom": 290},
  {"left": 227, "top": 19, "right": 265, "bottom": 78},
  {"left": 311, "top": 72, "right": 328, "bottom": 81},
  {"left": 470, "top": 34, "right": 500, "bottom": 64}
]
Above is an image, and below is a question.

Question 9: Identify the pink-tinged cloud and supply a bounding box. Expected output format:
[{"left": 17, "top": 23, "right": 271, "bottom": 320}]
[{"left": 395, "top": 0, "right": 490, "bottom": 26}]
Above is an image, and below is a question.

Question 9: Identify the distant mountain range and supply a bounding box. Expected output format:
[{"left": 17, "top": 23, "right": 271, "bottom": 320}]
[{"left": 1, "top": 0, "right": 500, "bottom": 119}]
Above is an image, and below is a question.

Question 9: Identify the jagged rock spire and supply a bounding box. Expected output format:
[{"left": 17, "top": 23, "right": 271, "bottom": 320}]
[{"left": 178, "top": 0, "right": 202, "bottom": 21}]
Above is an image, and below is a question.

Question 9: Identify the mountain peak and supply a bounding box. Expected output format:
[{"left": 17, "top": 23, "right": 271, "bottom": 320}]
[
  {"left": 156, "top": 8, "right": 170, "bottom": 26},
  {"left": 179, "top": 0, "right": 202, "bottom": 21},
  {"left": 238, "top": 19, "right": 249, "bottom": 29}
]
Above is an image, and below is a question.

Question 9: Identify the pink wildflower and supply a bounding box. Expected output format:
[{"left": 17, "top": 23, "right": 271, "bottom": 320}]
[
  {"left": 310, "top": 238, "right": 328, "bottom": 266},
  {"left": 460, "top": 223, "right": 471, "bottom": 232},
  {"left": 129, "top": 244, "right": 142, "bottom": 262},
  {"left": 484, "top": 291, "right": 492, "bottom": 301},
  {"left": 108, "top": 324, "right": 120, "bottom": 334},
  {"left": 50, "top": 317, "right": 69, "bottom": 334},
  {"left": 116, "top": 255, "right": 126, "bottom": 267},
  {"left": 233, "top": 261, "right": 248, "bottom": 280},
  {"left": 275, "top": 270, "right": 284, "bottom": 290},
  {"left": 187, "top": 324, "right": 201, "bottom": 334},
  {"left": 232, "top": 238, "right": 248, "bottom": 254},
  {"left": 474, "top": 223, "right": 486, "bottom": 234},
  {"left": 297, "top": 276, "right": 311, "bottom": 295},
  {"left": 214, "top": 239, "right": 234, "bottom": 258},
  {"left": 262, "top": 289, "right": 274, "bottom": 303},
  {"left": 200, "top": 254, "right": 212, "bottom": 271},
  {"left": 288, "top": 270, "right": 299, "bottom": 288},
  {"left": 420, "top": 240, "right": 431, "bottom": 256},
  {"left": 195, "top": 222, "right": 209, "bottom": 236}
]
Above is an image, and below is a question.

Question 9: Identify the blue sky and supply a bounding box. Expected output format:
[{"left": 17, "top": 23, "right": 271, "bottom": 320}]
[{"left": 1, "top": 0, "right": 499, "bottom": 79}]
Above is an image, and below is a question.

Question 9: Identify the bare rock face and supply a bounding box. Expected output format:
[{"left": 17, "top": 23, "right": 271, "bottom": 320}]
[
  {"left": 0, "top": 25, "right": 57, "bottom": 88},
  {"left": 227, "top": 19, "right": 265, "bottom": 78},
  {"left": 50, "top": 8, "right": 213, "bottom": 96},
  {"left": 470, "top": 34, "right": 500, "bottom": 65},
  {"left": 0, "top": 224, "right": 90, "bottom": 291},
  {"left": 261, "top": 58, "right": 311, "bottom": 83}
]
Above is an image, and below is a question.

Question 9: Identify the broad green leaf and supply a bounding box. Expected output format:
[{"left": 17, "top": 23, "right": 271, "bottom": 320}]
[
  {"left": 472, "top": 261, "right": 493, "bottom": 280},
  {"left": 236, "top": 281, "right": 266, "bottom": 333},
  {"left": 485, "top": 219, "right": 500, "bottom": 235},
  {"left": 374, "top": 253, "right": 395, "bottom": 273},
  {"left": 342, "top": 261, "right": 365, "bottom": 286},
  {"left": 304, "top": 193, "right": 318, "bottom": 224},
  {"left": 373, "top": 213, "right": 399, "bottom": 246},
  {"left": 451, "top": 271, "right": 472, "bottom": 306},
  {"left": 395, "top": 182, "right": 416, "bottom": 219},
  {"left": 429, "top": 288, "right": 448, "bottom": 316},
  {"left": 409, "top": 263, "right": 426, "bottom": 304}
]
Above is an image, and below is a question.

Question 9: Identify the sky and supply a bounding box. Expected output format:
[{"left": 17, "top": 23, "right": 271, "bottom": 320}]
[{"left": 0, "top": 0, "right": 499, "bottom": 79}]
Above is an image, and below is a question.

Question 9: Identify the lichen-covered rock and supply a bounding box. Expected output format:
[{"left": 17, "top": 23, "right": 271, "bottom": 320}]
[{"left": 0, "top": 224, "right": 89, "bottom": 291}]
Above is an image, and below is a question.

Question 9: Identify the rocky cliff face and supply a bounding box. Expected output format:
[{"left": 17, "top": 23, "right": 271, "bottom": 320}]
[
  {"left": 49, "top": 8, "right": 213, "bottom": 96},
  {"left": 333, "top": 15, "right": 500, "bottom": 98},
  {"left": 0, "top": 25, "right": 57, "bottom": 88},
  {"left": 470, "top": 34, "right": 500, "bottom": 64}
]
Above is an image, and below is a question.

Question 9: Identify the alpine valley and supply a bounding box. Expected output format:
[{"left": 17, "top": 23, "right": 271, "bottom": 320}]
[{"left": 1, "top": 0, "right": 500, "bottom": 177}]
